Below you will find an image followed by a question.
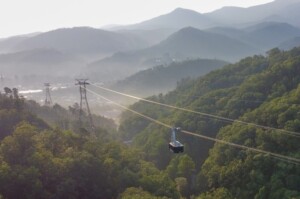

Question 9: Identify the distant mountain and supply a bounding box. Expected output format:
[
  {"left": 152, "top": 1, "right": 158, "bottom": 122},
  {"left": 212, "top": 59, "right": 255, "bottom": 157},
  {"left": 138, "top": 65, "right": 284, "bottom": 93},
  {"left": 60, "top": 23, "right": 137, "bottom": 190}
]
[
  {"left": 111, "top": 59, "right": 228, "bottom": 96},
  {"left": 244, "top": 22, "right": 300, "bottom": 50},
  {"left": 205, "top": 27, "right": 258, "bottom": 48},
  {"left": 0, "top": 48, "right": 84, "bottom": 76},
  {"left": 110, "top": 1, "right": 300, "bottom": 32},
  {"left": 13, "top": 27, "right": 148, "bottom": 60},
  {"left": 244, "top": 21, "right": 300, "bottom": 33},
  {"left": 155, "top": 27, "right": 257, "bottom": 60},
  {"left": 206, "top": 22, "right": 300, "bottom": 51},
  {"left": 206, "top": 26, "right": 246, "bottom": 38},
  {"left": 2, "top": 1, "right": 300, "bottom": 85},
  {"left": 0, "top": 35, "right": 36, "bottom": 54},
  {"left": 278, "top": 36, "right": 300, "bottom": 50},
  {"left": 116, "top": 28, "right": 175, "bottom": 47},
  {"left": 206, "top": 0, "right": 300, "bottom": 27},
  {"left": 114, "top": 8, "right": 219, "bottom": 30},
  {"left": 86, "top": 27, "right": 258, "bottom": 82}
]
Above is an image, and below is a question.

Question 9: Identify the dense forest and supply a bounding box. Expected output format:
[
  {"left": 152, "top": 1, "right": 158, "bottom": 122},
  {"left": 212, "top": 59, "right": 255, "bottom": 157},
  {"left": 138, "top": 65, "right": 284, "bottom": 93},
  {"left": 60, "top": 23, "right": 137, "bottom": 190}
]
[
  {"left": 25, "top": 100, "right": 117, "bottom": 136},
  {"left": 1, "top": 47, "right": 300, "bottom": 198},
  {"left": 0, "top": 90, "right": 183, "bottom": 199},
  {"left": 119, "top": 47, "right": 300, "bottom": 198}
]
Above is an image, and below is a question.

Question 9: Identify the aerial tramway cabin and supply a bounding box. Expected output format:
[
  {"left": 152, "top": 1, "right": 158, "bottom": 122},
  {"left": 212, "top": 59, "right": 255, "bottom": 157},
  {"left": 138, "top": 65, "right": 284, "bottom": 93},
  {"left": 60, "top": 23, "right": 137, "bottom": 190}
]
[{"left": 169, "top": 127, "right": 184, "bottom": 153}]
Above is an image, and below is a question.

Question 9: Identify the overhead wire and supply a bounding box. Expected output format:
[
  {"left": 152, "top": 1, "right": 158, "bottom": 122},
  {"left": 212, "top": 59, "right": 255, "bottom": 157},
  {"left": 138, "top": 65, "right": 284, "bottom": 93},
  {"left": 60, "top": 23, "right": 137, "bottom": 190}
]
[
  {"left": 90, "top": 83, "right": 300, "bottom": 138},
  {"left": 91, "top": 84, "right": 300, "bottom": 106},
  {"left": 86, "top": 87, "right": 300, "bottom": 166},
  {"left": 166, "top": 93, "right": 300, "bottom": 106}
]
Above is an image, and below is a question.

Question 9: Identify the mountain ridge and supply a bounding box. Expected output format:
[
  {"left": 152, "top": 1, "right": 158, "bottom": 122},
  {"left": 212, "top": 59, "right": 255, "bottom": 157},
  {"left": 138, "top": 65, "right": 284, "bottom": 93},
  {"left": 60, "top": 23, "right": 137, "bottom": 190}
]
[
  {"left": 86, "top": 26, "right": 259, "bottom": 82},
  {"left": 0, "top": 48, "right": 84, "bottom": 76},
  {"left": 112, "top": 8, "right": 219, "bottom": 31},
  {"left": 111, "top": 58, "right": 228, "bottom": 96},
  {"left": 14, "top": 27, "right": 148, "bottom": 58}
]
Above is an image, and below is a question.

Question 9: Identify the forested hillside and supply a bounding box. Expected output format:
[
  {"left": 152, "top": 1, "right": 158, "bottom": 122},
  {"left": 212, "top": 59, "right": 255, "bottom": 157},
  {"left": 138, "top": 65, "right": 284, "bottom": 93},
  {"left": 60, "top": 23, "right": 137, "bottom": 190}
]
[
  {"left": 0, "top": 123, "right": 182, "bottom": 199},
  {"left": 1, "top": 48, "right": 300, "bottom": 198},
  {"left": 25, "top": 100, "right": 117, "bottom": 136},
  {"left": 112, "top": 59, "right": 228, "bottom": 96},
  {"left": 119, "top": 47, "right": 300, "bottom": 198},
  {"left": 2, "top": 0, "right": 300, "bottom": 198},
  {"left": 0, "top": 89, "right": 182, "bottom": 199},
  {"left": 0, "top": 90, "right": 48, "bottom": 139}
]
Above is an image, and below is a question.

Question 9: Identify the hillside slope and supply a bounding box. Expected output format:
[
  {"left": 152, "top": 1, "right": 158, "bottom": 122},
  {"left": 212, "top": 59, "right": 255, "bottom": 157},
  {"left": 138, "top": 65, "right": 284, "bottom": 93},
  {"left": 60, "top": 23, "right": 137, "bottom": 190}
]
[
  {"left": 0, "top": 93, "right": 180, "bottom": 199},
  {"left": 112, "top": 59, "right": 228, "bottom": 96},
  {"left": 119, "top": 47, "right": 300, "bottom": 198}
]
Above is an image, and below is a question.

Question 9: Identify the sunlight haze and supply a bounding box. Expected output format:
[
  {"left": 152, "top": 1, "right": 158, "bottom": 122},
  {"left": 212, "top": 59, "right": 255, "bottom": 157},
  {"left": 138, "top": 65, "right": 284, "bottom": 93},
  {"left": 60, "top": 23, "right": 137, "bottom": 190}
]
[{"left": 0, "top": 0, "right": 274, "bottom": 38}]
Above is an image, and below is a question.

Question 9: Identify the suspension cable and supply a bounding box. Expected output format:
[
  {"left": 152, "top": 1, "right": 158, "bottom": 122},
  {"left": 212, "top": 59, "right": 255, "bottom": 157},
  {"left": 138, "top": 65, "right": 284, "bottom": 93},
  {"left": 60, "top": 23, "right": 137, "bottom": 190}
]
[
  {"left": 86, "top": 88, "right": 300, "bottom": 166},
  {"left": 90, "top": 83, "right": 300, "bottom": 138}
]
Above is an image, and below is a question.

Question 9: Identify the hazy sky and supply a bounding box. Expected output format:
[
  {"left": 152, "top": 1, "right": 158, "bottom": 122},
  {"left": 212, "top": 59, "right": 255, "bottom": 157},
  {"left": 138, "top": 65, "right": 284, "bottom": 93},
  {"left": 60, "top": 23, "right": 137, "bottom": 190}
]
[{"left": 0, "top": 0, "right": 274, "bottom": 38}]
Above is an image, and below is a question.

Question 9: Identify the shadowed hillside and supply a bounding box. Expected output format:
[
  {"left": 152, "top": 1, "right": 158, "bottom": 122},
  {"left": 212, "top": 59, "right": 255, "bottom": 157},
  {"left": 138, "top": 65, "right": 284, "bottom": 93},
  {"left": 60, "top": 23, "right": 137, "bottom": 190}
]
[{"left": 112, "top": 59, "right": 228, "bottom": 96}]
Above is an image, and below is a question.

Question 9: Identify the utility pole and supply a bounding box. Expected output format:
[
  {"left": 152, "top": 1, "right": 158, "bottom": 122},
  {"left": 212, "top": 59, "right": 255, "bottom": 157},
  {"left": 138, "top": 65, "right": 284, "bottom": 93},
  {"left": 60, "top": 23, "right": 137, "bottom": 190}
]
[
  {"left": 75, "top": 79, "right": 95, "bottom": 133},
  {"left": 44, "top": 83, "right": 52, "bottom": 106}
]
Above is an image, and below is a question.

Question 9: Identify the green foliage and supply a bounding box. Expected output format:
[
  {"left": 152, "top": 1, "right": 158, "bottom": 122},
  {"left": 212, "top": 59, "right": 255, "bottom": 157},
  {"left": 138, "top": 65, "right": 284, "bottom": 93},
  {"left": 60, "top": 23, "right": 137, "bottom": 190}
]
[
  {"left": 166, "top": 154, "right": 195, "bottom": 180},
  {"left": 120, "top": 52, "right": 269, "bottom": 169},
  {"left": 0, "top": 122, "right": 179, "bottom": 199},
  {"left": 120, "top": 47, "right": 300, "bottom": 198},
  {"left": 2, "top": 47, "right": 300, "bottom": 198},
  {"left": 25, "top": 101, "right": 117, "bottom": 136},
  {"left": 196, "top": 188, "right": 234, "bottom": 199},
  {"left": 0, "top": 88, "right": 180, "bottom": 198},
  {"left": 198, "top": 49, "right": 300, "bottom": 198},
  {"left": 121, "top": 187, "right": 169, "bottom": 199},
  {"left": 0, "top": 91, "right": 48, "bottom": 139}
]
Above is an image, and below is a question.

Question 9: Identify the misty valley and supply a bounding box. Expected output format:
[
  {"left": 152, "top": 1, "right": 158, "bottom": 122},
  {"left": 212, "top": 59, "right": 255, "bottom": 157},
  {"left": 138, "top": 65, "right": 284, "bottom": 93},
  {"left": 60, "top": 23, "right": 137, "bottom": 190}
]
[{"left": 1, "top": 0, "right": 300, "bottom": 198}]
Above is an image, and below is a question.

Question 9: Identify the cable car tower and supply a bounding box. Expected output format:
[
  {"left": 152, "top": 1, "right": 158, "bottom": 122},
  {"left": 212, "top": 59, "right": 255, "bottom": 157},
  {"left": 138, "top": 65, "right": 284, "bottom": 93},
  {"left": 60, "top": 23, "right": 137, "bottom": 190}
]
[
  {"left": 169, "top": 127, "right": 184, "bottom": 153},
  {"left": 75, "top": 79, "right": 95, "bottom": 133},
  {"left": 44, "top": 83, "right": 52, "bottom": 106}
]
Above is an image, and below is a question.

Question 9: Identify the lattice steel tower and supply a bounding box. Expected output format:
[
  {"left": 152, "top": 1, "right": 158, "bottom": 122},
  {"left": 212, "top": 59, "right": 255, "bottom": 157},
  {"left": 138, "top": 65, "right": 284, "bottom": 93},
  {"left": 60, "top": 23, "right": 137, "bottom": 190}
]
[
  {"left": 75, "top": 79, "right": 95, "bottom": 132},
  {"left": 44, "top": 83, "right": 52, "bottom": 106}
]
